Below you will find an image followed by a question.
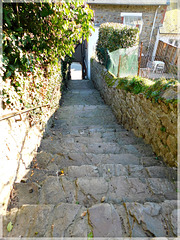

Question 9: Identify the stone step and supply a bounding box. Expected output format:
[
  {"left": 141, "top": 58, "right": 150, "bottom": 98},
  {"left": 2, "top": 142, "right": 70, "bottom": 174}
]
[
  {"left": 34, "top": 151, "right": 165, "bottom": 170},
  {"left": 3, "top": 77, "right": 178, "bottom": 238},
  {"left": 9, "top": 176, "right": 177, "bottom": 210},
  {"left": 47, "top": 129, "right": 154, "bottom": 152},
  {"left": 67, "top": 80, "right": 95, "bottom": 90},
  {"left": 60, "top": 91, "right": 105, "bottom": 106},
  {"left": 89, "top": 200, "right": 178, "bottom": 238},
  {"left": 50, "top": 124, "right": 127, "bottom": 135},
  {"left": 3, "top": 200, "right": 178, "bottom": 237},
  {"left": 3, "top": 203, "right": 89, "bottom": 238},
  {"left": 55, "top": 113, "right": 116, "bottom": 121},
  {"left": 56, "top": 104, "right": 114, "bottom": 115},
  {"left": 64, "top": 89, "right": 102, "bottom": 95},
  {"left": 54, "top": 117, "right": 117, "bottom": 128},
  {"left": 45, "top": 130, "right": 145, "bottom": 145},
  {"left": 26, "top": 163, "right": 177, "bottom": 184},
  {"left": 52, "top": 123, "right": 125, "bottom": 132},
  {"left": 57, "top": 104, "right": 112, "bottom": 110},
  {"left": 39, "top": 138, "right": 155, "bottom": 157},
  {"left": 44, "top": 138, "right": 153, "bottom": 157},
  {"left": 54, "top": 105, "right": 118, "bottom": 127},
  {"left": 64, "top": 164, "right": 177, "bottom": 181},
  {"left": 66, "top": 89, "right": 100, "bottom": 94}
]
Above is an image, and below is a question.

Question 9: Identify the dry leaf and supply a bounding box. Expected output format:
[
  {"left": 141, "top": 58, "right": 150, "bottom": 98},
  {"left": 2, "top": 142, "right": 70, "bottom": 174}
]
[
  {"left": 101, "top": 196, "right": 106, "bottom": 202},
  {"left": 59, "top": 170, "right": 64, "bottom": 176},
  {"left": 81, "top": 211, "right": 87, "bottom": 218}
]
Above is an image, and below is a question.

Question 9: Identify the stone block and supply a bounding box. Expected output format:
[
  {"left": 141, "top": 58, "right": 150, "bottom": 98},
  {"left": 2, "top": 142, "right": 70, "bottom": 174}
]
[
  {"left": 166, "top": 135, "right": 177, "bottom": 156},
  {"left": 91, "top": 58, "right": 177, "bottom": 166},
  {"left": 88, "top": 203, "right": 123, "bottom": 237}
]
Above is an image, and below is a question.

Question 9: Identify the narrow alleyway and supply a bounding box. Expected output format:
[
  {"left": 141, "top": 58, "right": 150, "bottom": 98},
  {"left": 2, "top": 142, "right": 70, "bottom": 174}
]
[{"left": 3, "top": 79, "right": 177, "bottom": 237}]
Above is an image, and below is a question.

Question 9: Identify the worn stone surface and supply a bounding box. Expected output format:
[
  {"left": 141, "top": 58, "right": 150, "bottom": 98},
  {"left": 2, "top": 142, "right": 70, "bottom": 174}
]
[
  {"left": 88, "top": 203, "right": 123, "bottom": 237},
  {"left": 11, "top": 182, "right": 40, "bottom": 208},
  {"left": 39, "top": 176, "right": 76, "bottom": 205},
  {"left": 48, "top": 203, "right": 88, "bottom": 237},
  {"left": 3, "top": 79, "right": 177, "bottom": 238},
  {"left": 125, "top": 202, "right": 167, "bottom": 237},
  {"left": 76, "top": 177, "right": 109, "bottom": 207},
  {"left": 3, "top": 204, "right": 55, "bottom": 237}
]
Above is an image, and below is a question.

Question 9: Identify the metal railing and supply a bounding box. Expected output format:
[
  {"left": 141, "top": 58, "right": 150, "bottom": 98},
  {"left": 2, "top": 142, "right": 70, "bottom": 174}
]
[
  {"left": 0, "top": 85, "right": 60, "bottom": 122},
  {"left": 0, "top": 104, "right": 50, "bottom": 122}
]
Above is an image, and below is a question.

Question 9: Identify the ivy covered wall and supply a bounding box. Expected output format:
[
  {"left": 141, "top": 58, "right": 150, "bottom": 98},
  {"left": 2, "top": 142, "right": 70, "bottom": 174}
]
[{"left": 0, "top": 1, "right": 94, "bottom": 214}]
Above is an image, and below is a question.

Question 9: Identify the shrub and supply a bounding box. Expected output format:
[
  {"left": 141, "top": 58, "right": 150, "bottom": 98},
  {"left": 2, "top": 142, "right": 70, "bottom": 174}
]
[
  {"left": 3, "top": 1, "right": 94, "bottom": 80},
  {"left": 96, "top": 22, "right": 139, "bottom": 66},
  {"left": 104, "top": 68, "right": 178, "bottom": 104},
  {"left": 2, "top": 1, "right": 94, "bottom": 117}
]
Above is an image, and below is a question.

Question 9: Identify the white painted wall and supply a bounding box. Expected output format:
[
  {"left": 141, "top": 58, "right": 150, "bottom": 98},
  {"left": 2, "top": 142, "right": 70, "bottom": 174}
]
[{"left": 87, "top": 26, "right": 99, "bottom": 80}]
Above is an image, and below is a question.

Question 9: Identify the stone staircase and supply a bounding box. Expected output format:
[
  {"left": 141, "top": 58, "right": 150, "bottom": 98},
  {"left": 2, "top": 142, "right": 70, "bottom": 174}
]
[{"left": 3, "top": 80, "right": 177, "bottom": 238}]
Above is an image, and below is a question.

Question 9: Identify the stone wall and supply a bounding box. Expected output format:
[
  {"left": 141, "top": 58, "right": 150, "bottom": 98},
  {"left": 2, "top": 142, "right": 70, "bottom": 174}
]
[
  {"left": 88, "top": 4, "right": 167, "bottom": 56},
  {"left": 0, "top": 86, "right": 61, "bottom": 215},
  {"left": 91, "top": 59, "right": 178, "bottom": 167}
]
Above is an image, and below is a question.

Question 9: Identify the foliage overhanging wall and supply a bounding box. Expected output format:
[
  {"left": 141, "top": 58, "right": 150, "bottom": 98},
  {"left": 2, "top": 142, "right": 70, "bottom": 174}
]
[{"left": 0, "top": 1, "right": 94, "bottom": 214}]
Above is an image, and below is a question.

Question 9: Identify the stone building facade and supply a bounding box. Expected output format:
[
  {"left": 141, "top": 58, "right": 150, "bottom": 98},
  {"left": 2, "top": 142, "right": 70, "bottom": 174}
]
[{"left": 87, "top": 1, "right": 168, "bottom": 64}]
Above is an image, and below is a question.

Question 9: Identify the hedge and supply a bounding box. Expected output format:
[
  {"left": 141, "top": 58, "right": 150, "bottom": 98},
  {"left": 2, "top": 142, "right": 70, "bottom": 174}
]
[
  {"left": 96, "top": 22, "right": 139, "bottom": 66},
  {"left": 2, "top": 1, "right": 94, "bottom": 122}
]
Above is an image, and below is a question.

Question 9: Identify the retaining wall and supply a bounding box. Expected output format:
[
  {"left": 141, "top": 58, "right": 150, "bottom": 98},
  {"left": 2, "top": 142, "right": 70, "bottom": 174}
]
[
  {"left": 0, "top": 84, "right": 61, "bottom": 215},
  {"left": 91, "top": 58, "right": 178, "bottom": 167}
]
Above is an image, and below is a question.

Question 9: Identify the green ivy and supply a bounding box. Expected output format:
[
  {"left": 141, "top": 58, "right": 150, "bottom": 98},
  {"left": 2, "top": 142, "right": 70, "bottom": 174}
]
[
  {"left": 160, "top": 126, "right": 166, "bottom": 132},
  {"left": 103, "top": 70, "right": 178, "bottom": 104},
  {"left": 115, "top": 76, "right": 153, "bottom": 94},
  {"left": 3, "top": 1, "right": 94, "bottom": 80},
  {"left": 2, "top": 1, "right": 94, "bottom": 114}
]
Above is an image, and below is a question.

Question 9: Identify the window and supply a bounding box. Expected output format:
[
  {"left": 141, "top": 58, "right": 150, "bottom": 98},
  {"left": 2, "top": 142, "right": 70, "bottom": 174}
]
[{"left": 121, "top": 13, "right": 143, "bottom": 33}]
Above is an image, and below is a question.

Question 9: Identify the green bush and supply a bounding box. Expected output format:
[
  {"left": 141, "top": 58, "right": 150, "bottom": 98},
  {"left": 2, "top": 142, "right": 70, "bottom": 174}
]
[
  {"left": 2, "top": 1, "right": 94, "bottom": 116},
  {"left": 104, "top": 69, "right": 178, "bottom": 104},
  {"left": 3, "top": 1, "right": 94, "bottom": 80},
  {"left": 96, "top": 22, "right": 139, "bottom": 66}
]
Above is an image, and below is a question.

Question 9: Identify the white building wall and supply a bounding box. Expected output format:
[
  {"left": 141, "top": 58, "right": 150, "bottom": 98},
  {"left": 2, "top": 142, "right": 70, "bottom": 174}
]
[{"left": 87, "top": 26, "right": 99, "bottom": 80}]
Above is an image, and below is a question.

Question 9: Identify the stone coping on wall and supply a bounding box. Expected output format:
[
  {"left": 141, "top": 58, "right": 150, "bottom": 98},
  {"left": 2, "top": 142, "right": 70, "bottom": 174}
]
[{"left": 91, "top": 58, "right": 178, "bottom": 167}]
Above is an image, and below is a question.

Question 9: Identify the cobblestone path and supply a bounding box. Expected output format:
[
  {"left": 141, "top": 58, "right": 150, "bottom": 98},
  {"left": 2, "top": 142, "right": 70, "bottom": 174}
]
[{"left": 3, "top": 80, "right": 178, "bottom": 238}]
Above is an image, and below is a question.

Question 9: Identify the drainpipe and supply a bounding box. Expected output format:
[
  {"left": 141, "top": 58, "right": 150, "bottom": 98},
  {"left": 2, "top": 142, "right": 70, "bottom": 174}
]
[
  {"left": 151, "top": 27, "right": 160, "bottom": 62},
  {"left": 147, "top": 5, "right": 160, "bottom": 60}
]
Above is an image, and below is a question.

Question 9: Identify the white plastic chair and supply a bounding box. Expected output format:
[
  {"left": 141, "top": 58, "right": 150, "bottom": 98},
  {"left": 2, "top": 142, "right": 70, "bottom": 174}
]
[{"left": 152, "top": 61, "right": 165, "bottom": 73}]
